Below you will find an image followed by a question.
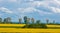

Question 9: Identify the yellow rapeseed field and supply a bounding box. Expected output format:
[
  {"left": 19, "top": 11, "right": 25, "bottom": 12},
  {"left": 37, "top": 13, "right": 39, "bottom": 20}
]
[
  {"left": 0, "top": 24, "right": 60, "bottom": 33},
  {"left": 47, "top": 25, "right": 60, "bottom": 27},
  {"left": 0, "top": 28, "right": 60, "bottom": 33},
  {"left": 0, "top": 24, "right": 25, "bottom": 27}
]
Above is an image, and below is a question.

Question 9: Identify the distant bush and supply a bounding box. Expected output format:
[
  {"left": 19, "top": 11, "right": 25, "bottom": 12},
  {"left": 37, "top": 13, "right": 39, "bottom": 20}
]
[{"left": 22, "top": 24, "right": 47, "bottom": 28}]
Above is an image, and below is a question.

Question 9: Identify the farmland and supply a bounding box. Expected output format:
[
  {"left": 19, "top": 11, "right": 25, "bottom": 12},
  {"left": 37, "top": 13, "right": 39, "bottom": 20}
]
[
  {"left": 0, "top": 28, "right": 60, "bottom": 33},
  {"left": 0, "top": 24, "right": 60, "bottom": 33}
]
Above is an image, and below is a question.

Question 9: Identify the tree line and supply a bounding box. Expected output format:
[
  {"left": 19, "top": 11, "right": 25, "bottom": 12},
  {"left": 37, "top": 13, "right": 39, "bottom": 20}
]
[{"left": 0, "top": 16, "right": 57, "bottom": 24}]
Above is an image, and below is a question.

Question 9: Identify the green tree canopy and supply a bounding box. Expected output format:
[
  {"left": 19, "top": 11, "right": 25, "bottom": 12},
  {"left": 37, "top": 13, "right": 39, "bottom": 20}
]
[
  {"left": 24, "top": 16, "right": 28, "bottom": 24},
  {"left": 36, "top": 20, "right": 41, "bottom": 24}
]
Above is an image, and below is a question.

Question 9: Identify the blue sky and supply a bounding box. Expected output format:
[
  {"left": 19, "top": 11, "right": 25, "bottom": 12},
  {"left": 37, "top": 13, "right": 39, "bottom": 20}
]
[{"left": 0, "top": 0, "right": 60, "bottom": 23}]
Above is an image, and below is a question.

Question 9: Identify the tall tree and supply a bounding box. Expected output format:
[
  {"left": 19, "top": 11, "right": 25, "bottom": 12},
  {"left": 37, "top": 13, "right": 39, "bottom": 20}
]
[
  {"left": 46, "top": 18, "right": 49, "bottom": 24},
  {"left": 0, "top": 18, "right": 2, "bottom": 22},
  {"left": 19, "top": 18, "right": 22, "bottom": 24},
  {"left": 4, "top": 18, "right": 7, "bottom": 23},
  {"left": 24, "top": 16, "right": 28, "bottom": 24},
  {"left": 36, "top": 20, "right": 40, "bottom": 24},
  {"left": 6, "top": 17, "right": 11, "bottom": 23},
  {"left": 31, "top": 18, "right": 35, "bottom": 24},
  {"left": 53, "top": 20, "right": 55, "bottom": 24},
  {"left": 27, "top": 18, "right": 30, "bottom": 24}
]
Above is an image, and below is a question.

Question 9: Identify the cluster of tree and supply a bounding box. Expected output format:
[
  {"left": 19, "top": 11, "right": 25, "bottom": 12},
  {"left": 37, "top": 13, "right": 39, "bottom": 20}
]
[
  {"left": 0, "top": 16, "right": 35, "bottom": 24},
  {"left": 23, "top": 16, "right": 47, "bottom": 28},
  {"left": 0, "top": 17, "right": 11, "bottom": 24},
  {"left": 46, "top": 19, "right": 56, "bottom": 24}
]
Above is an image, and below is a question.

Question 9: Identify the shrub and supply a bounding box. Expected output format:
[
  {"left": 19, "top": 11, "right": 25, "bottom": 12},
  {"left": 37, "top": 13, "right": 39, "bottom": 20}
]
[{"left": 22, "top": 24, "right": 47, "bottom": 28}]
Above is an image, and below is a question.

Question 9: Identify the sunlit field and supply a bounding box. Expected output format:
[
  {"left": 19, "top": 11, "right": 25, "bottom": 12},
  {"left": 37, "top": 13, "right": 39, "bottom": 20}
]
[
  {"left": 47, "top": 25, "right": 60, "bottom": 27},
  {"left": 0, "top": 24, "right": 25, "bottom": 27},
  {"left": 0, "top": 24, "right": 60, "bottom": 33},
  {"left": 0, "top": 28, "right": 60, "bottom": 33}
]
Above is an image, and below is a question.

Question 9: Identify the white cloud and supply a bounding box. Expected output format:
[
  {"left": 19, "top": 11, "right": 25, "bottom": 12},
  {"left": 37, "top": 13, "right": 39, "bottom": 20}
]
[
  {"left": 29, "top": 0, "right": 34, "bottom": 1},
  {"left": 32, "top": 1, "right": 42, "bottom": 6},
  {"left": 17, "top": 7, "right": 52, "bottom": 16},
  {"left": 18, "top": 7, "right": 36, "bottom": 13},
  {"left": 1, "top": 0, "right": 60, "bottom": 16},
  {"left": 24, "top": 0, "right": 34, "bottom": 1},
  {"left": 38, "top": 10, "right": 52, "bottom": 15},
  {"left": 51, "top": 7, "right": 60, "bottom": 13},
  {"left": 54, "top": 0, "right": 60, "bottom": 5},
  {"left": 0, "top": 0, "right": 17, "bottom": 3},
  {"left": 33, "top": 0, "right": 60, "bottom": 14},
  {"left": 0, "top": 7, "right": 13, "bottom": 14},
  {"left": 8, "top": 0, "right": 17, "bottom": 2}
]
